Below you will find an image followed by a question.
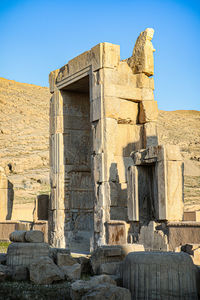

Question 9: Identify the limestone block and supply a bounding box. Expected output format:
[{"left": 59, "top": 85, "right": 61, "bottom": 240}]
[
  {"left": 136, "top": 73, "right": 153, "bottom": 89},
  {"left": 25, "top": 230, "right": 44, "bottom": 243},
  {"left": 139, "top": 100, "right": 158, "bottom": 123},
  {"left": 30, "top": 257, "right": 64, "bottom": 285},
  {"left": 90, "top": 98, "right": 101, "bottom": 122},
  {"left": 104, "top": 84, "right": 141, "bottom": 101},
  {"left": 114, "top": 156, "right": 133, "bottom": 183},
  {"left": 70, "top": 190, "right": 94, "bottom": 210},
  {"left": 90, "top": 245, "right": 144, "bottom": 275},
  {"left": 82, "top": 283, "right": 131, "bottom": 300},
  {"left": 149, "top": 77, "right": 154, "bottom": 89},
  {"left": 128, "top": 28, "right": 155, "bottom": 76},
  {"left": 141, "top": 88, "right": 154, "bottom": 101},
  {"left": 157, "top": 144, "right": 182, "bottom": 161},
  {"left": 122, "top": 252, "right": 198, "bottom": 299},
  {"left": 49, "top": 247, "right": 70, "bottom": 264},
  {"left": 157, "top": 160, "right": 168, "bottom": 220},
  {"left": 127, "top": 166, "right": 139, "bottom": 221},
  {"left": 110, "top": 207, "right": 128, "bottom": 221},
  {"left": 91, "top": 44, "right": 102, "bottom": 71},
  {"left": 91, "top": 120, "right": 102, "bottom": 154},
  {"left": 167, "top": 161, "right": 184, "bottom": 221},
  {"left": 105, "top": 221, "right": 127, "bottom": 245},
  {"left": 93, "top": 153, "right": 103, "bottom": 183},
  {"left": 103, "top": 118, "right": 118, "bottom": 155},
  {"left": 70, "top": 274, "right": 117, "bottom": 300},
  {"left": 143, "top": 122, "right": 158, "bottom": 148},
  {"left": 102, "top": 42, "right": 120, "bottom": 69},
  {"left": 138, "top": 221, "right": 168, "bottom": 251},
  {"left": 104, "top": 63, "right": 138, "bottom": 87},
  {"left": 9, "top": 231, "right": 26, "bottom": 242},
  {"left": 6, "top": 242, "right": 50, "bottom": 267},
  {"left": 68, "top": 50, "right": 91, "bottom": 76},
  {"left": 104, "top": 97, "right": 138, "bottom": 124},
  {"left": 57, "top": 253, "right": 77, "bottom": 267},
  {"left": 99, "top": 261, "right": 121, "bottom": 275},
  {"left": 60, "top": 263, "right": 81, "bottom": 281},
  {"left": 114, "top": 124, "right": 143, "bottom": 157},
  {"left": 62, "top": 91, "right": 89, "bottom": 118},
  {"left": 63, "top": 130, "right": 90, "bottom": 166},
  {"left": 49, "top": 69, "right": 59, "bottom": 93}
]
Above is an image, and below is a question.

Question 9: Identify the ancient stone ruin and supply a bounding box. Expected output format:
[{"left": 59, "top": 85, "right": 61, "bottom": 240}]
[{"left": 49, "top": 28, "right": 200, "bottom": 254}]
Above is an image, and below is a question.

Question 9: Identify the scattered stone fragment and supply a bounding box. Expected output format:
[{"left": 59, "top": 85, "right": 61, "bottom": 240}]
[
  {"left": 57, "top": 253, "right": 77, "bottom": 267},
  {"left": 70, "top": 274, "right": 116, "bottom": 300},
  {"left": 82, "top": 283, "right": 131, "bottom": 300},
  {"left": 49, "top": 247, "right": 70, "bottom": 264},
  {"left": 181, "top": 244, "right": 200, "bottom": 265},
  {"left": 29, "top": 257, "right": 64, "bottom": 285},
  {"left": 76, "top": 256, "right": 92, "bottom": 274},
  {"left": 9, "top": 231, "right": 26, "bottom": 242},
  {"left": 60, "top": 263, "right": 81, "bottom": 281},
  {"left": 25, "top": 230, "right": 44, "bottom": 243}
]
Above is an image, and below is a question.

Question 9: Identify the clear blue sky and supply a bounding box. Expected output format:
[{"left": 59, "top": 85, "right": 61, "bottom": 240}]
[{"left": 0, "top": 0, "right": 199, "bottom": 111}]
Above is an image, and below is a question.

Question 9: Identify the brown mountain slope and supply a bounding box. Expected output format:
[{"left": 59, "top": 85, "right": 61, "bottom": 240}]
[
  {"left": 0, "top": 77, "right": 50, "bottom": 220},
  {"left": 0, "top": 77, "right": 199, "bottom": 219},
  {"left": 157, "top": 110, "right": 200, "bottom": 211}
]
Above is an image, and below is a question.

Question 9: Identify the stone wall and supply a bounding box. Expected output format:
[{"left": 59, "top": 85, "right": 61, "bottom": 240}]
[{"left": 49, "top": 28, "right": 159, "bottom": 251}]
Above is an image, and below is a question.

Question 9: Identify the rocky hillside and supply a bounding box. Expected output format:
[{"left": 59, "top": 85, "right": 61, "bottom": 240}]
[
  {"left": 157, "top": 110, "right": 200, "bottom": 211},
  {"left": 0, "top": 77, "right": 50, "bottom": 220},
  {"left": 0, "top": 77, "right": 199, "bottom": 220}
]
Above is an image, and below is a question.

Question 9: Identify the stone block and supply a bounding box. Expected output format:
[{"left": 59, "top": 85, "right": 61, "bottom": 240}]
[
  {"left": 136, "top": 73, "right": 152, "bottom": 89},
  {"left": 139, "top": 100, "right": 158, "bottom": 123},
  {"left": 141, "top": 88, "right": 154, "bottom": 100},
  {"left": 114, "top": 124, "right": 143, "bottom": 157},
  {"left": 104, "top": 84, "right": 141, "bottom": 101},
  {"left": 82, "top": 284, "right": 131, "bottom": 300},
  {"left": 143, "top": 122, "right": 158, "bottom": 148},
  {"left": 104, "top": 97, "right": 138, "bottom": 124},
  {"left": 61, "top": 263, "right": 81, "bottom": 281},
  {"left": 57, "top": 253, "right": 77, "bottom": 267},
  {"left": 25, "top": 230, "right": 44, "bottom": 243},
  {"left": 9, "top": 231, "right": 26, "bottom": 243},
  {"left": 127, "top": 166, "right": 139, "bottom": 221},
  {"left": 30, "top": 257, "right": 64, "bottom": 285},
  {"left": 49, "top": 247, "right": 70, "bottom": 264},
  {"left": 6, "top": 242, "right": 50, "bottom": 267},
  {"left": 102, "top": 42, "right": 120, "bottom": 69},
  {"left": 157, "top": 144, "right": 182, "bottom": 162},
  {"left": 122, "top": 252, "right": 198, "bottom": 299},
  {"left": 49, "top": 69, "right": 59, "bottom": 94},
  {"left": 113, "top": 156, "right": 133, "bottom": 183},
  {"left": 68, "top": 50, "right": 91, "bottom": 76},
  {"left": 110, "top": 207, "right": 128, "bottom": 221},
  {"left": 90, "top": 98, "right": 101, "bottom": 122},
  {"left": 70, "top": 274, "right": 117, "bottom": 300},
  {"left": 70, "top": 190, "right": 94, "bottom": 209},
  {"left": 167, "top": 161, "right": 184, "bottom": 221},
  {"left": 91, "top": 120, "right": 102, "bottom": 154},
  {"left": 105, "top": 221, "right": 127, "bottom": 245},
  {"left": 99, "top": 262, "right": 121, "bottom": 275}
]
